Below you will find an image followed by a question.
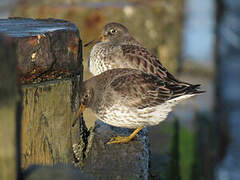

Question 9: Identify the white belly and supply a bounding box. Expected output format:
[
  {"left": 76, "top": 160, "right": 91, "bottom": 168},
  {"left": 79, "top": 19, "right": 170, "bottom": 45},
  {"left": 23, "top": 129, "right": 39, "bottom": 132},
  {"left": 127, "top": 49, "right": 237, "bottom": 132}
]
[{"left": 95, "top": 94, "right": 195, "bottom": 128}]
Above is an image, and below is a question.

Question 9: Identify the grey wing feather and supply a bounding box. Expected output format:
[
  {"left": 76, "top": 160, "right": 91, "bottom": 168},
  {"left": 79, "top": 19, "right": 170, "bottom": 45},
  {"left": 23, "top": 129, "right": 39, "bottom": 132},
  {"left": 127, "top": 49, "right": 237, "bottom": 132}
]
[
  {"left": 120, "top": 44, "right": 191, "bottom": 85},
  {"left": 108, "top": 69, "right": 203, "bottom": 109},
  {"left": 109, "top": 70, "right": 173, "bottom": 109}
]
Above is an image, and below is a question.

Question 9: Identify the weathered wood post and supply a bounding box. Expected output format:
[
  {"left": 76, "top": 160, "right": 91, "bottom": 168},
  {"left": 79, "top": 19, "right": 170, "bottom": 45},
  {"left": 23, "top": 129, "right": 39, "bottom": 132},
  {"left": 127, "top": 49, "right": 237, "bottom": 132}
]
[
  {"left": 0, "top": 18, "right": 83, "bottom": 169},
  {"left": 0, "top": 35, "right": 21, "bottom": 180}
]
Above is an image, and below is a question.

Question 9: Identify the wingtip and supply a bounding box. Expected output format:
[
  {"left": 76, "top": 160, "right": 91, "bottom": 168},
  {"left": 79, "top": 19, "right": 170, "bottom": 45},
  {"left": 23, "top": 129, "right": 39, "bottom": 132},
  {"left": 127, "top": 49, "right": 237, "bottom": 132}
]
[
  {"left": 195, "top": 90, "right": 206, "bottom": 94},
  {"left": 189, "top": 84, "right": 205, "bottom": 94}
]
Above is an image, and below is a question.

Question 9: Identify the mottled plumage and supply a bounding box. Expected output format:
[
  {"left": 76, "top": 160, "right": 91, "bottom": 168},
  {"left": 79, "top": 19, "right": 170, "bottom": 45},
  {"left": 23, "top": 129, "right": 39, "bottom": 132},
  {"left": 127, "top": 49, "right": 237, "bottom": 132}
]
[
  {"left": 82, "top": 22, "right": 204, "bottom": 144},
  {"left": 87, "top": 22, "right": 185, "bottom": 84},
  {"left": 79, "top": 68, "right": 203, "bottom": 129}
]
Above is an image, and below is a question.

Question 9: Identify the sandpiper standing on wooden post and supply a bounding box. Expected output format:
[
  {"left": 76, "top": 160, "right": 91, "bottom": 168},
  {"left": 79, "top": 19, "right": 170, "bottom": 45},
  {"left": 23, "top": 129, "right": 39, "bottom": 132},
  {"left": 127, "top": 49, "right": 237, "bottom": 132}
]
[
  {"left": 79, "top": 22, "right": 205, "bottom": 144},
  {"left": 74, "top": 68, "right": 204, "bottom": 144}
]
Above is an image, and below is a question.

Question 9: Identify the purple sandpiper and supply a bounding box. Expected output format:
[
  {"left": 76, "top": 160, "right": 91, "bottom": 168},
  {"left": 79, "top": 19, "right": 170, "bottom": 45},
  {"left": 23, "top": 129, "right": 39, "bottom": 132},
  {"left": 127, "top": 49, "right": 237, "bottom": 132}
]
[
  {"left": 74, "top": 68, "right": 204, "bottom": 144},
  {"left": 85, "top": 22, "right": 187, "bottom": 85}
]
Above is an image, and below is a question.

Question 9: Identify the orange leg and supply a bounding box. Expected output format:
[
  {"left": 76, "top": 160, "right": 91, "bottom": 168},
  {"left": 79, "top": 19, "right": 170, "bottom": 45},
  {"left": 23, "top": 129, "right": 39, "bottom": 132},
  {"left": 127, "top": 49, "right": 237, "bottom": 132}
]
[{"left": 107, "top": 126, "right": 143, "bottom": 144}]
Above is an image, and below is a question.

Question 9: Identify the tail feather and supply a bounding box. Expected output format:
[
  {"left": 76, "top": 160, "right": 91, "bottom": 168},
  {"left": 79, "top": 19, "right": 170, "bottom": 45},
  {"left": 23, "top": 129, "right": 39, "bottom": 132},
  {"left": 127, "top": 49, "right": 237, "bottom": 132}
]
[
  {"left": 169, "top": 83, "right": 205, "bottom": 99},
  {"left": 186, "top": 84, "right": 205, "bottom": 94}
]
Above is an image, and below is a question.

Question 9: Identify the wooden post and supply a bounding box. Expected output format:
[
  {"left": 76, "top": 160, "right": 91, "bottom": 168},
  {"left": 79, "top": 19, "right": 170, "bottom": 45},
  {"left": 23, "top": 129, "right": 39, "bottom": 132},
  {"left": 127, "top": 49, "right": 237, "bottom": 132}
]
[
  {"left": 0, "top": 18, "right": 83, "bottom": 169},
  {"left": 0, "top": 35, "right": 21, "bottom": 180}
]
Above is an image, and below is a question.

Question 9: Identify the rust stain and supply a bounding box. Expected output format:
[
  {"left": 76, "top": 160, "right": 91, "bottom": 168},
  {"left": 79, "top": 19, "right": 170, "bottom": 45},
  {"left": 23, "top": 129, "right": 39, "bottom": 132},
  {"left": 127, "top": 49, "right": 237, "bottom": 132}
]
[{"left": 27, "top": 36, "right": 38, "bottom": 46}]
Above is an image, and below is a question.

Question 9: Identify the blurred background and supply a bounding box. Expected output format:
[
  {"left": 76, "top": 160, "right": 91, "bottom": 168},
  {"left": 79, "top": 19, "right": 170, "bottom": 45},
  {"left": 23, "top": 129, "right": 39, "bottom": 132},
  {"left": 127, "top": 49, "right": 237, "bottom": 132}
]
[{"left": 1, "top": 0, "right": 239, "bottom": 179}]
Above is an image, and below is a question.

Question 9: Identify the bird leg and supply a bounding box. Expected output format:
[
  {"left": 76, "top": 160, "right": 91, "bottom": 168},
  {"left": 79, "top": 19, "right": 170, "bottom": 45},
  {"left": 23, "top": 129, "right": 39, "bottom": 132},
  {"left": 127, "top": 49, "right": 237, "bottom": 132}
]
[{"left": 107, "top": 126, "right": 143, "bottom": 144}]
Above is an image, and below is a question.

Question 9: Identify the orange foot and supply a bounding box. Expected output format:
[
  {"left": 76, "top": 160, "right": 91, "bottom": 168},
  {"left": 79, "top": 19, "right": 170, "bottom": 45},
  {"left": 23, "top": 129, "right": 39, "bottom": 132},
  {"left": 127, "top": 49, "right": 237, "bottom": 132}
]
[{"left": 107, "top": 127, "right": 143, "bottom": 144}]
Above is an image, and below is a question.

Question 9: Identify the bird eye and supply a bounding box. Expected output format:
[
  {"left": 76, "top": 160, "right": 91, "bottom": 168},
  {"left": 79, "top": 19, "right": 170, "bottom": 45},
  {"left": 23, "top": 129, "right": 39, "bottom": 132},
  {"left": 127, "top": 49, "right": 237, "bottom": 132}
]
[
  {"left": 110, "top": 29, "right": 116, "bottom": 34},
  {"left": 84, "top": 94, "right": 88, "bottom": 99}
]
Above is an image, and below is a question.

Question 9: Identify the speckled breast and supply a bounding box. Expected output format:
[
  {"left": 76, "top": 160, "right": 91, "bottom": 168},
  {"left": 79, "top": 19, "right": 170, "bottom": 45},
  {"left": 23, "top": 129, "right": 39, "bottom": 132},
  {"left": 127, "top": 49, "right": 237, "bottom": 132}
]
[{"left": 88, "top": 42, "right": 114, "bottom": 76}]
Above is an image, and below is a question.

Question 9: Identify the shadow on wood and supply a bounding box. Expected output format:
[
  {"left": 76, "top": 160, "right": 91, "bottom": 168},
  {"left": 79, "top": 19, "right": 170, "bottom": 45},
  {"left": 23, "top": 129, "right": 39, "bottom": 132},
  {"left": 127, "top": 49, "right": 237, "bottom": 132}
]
[{"left": 0, "top": 35, "right": 21, "bottom": 180}]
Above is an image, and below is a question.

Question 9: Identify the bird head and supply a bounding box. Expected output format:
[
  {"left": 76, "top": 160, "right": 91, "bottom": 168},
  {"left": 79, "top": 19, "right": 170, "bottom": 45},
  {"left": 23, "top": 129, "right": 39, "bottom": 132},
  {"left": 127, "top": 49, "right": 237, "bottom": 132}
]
[
  {"left": 72, "top": 84, "right": 94, "bottom": 127},
  {"left": 79, "top": 86, "right": 94, "bottom": 109},
  {"left": 84, "top": 22, "right": 130, "bottom": 47},
  {"left": 100, "top": 22, "right": 129, "bottom": 43}
]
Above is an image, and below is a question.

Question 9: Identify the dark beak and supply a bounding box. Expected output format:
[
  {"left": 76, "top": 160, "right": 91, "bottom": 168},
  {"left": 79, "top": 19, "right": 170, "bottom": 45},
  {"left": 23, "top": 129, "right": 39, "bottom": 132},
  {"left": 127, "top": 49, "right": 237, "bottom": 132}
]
[{"left": 84, "top": 35, "right": 105, "bottom": 47}]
